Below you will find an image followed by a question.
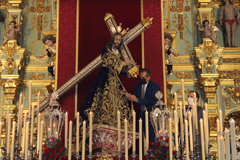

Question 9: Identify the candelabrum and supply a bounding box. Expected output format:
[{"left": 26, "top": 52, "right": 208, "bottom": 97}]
[
  {"left": 14, "top": 130, "right": 22, "bottom": 160},
  {"left": 205, "top": 144, "right": 212, "bottom": 160},
  {"left": 117, "top": 151, "right": 122, "bottom": 160},
  {"left": 180, "top": 143, "right": 185, "bottom": 160},
  {"left": 131, "top": 151, "right": 137, "bottom": 160},
  {"left": 75, "top": 152, "right": 80, "bottom": 160},
  {"left": 175, "top": 151, "right": 181, "bottom": 160},
  {"left": 87, "top": 152, "right": 93, "bottom": 160},
  {"left": 195, "top": 131, "right": 201, "bottom": 160}
]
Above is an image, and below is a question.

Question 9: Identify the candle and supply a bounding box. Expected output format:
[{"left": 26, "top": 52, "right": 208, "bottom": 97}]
[
  {"left": 174, "top": 110, "right": 178, "bottom": 151},
  {"left": 37, "top": 113, "right": 41, "bottom": 153},
  {"left": 37, "top": 91, "right": 40, "bottom": 115},
  {"left": 192, "top": 103, "right": 196, "bottom": 142},
  {"left": 82, "top": 121, "right": 86, "bottom": 160},
  {"left": 117, "top": 111, "right": 121, "bottom": 152},
  {"left": 25, "top": 122, "right": 29, "bottom": 160},
  {"left": 39, "top": 121, "right": 44, "bottom": 160},
  {"left": 65, "top": 112, "right": 68, "bottom": 148},
  {"left": 169, "top": 118, "right": 172, "bottom": 160},
  {"left": 220, "top": 136, "right": 225, "bottom": 160},
  {"left": 68, "top": 121, "right": 72, "bottom": 160},
  {"left": 124, "top": 119, "right": 128, "bottom": 160},
  {"left": 193, "top": 93, "right": 198, "bottom": 132},
  {"left": 217, "top": 119, "right": 221, "bottom": 160},
  {"left": 7, "top": 114, "right": 11, "bottom": 154},
  {"left": 181, "top": 79, "right": 186, "bottom": 116},
  {"left": 225, "top": 128, "right": 230, "bottom": 160},
  {"left": 145, "top": 111, "right": 149, "bottom": 154},
  {"left": 89, "top": 111, "right": 93, "bottom": 153},
  {"left": 10, "top": 121, "right": 16, "bottom": 160},
  {"left": 76, "top": 112, "right": 79, "bottom": 153},
  {"left": 230, "top": 118, "right": 237, "bottom": 160},
  {"left": 0, "top": 122, "right": 2, "bottom": 158},
  {"left": 219, "top": 110, "right": 223, "bottom": 132},
  {"left": 29, "top": 80, "right": 32, "bottom": 118},
  {"left": 188, "top": 111, "right": 193, "bottom": 151},
  {"left": 30, "top": 105, "right": 34, "bottom": 144},
  {"left": 139, "top": 119, "right": 142, "bottom": 160},
  {"left": 174, "top": 92, "right": 177, "bottom": 110},
  {"left": 179, "top": 102, "right": 184, "bottom": 144},
  {"left": 200, "top": 119, "right": 205, "bottom": 160},
  {"left": 132, "top": 110, "right": 136, "bottom": 153},
  {"left": 204, "top": 103, "right": 209, "bottom": 142},
  {"left": 18, "top": 105, "right": 23, "bottom": 145},
  {"left": 203, "top": 110, "right": 208, "bottom": 153},
  {"left": 17, "top": 93, "right": 22, "bottom": 131},
  {"left": 22, "top": 114, "right": 27, "bottom": 154},
  {"left": 184, "top": 119, "right": 189, "bottom": 160}
]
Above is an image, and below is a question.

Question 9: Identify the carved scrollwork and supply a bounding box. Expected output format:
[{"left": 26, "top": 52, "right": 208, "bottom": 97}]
[
  {"left": 202, "top": 39, "right": 215, "bottom": 57},
  {"left": 223, "top": 58, "right": 240, "bottom": 63},
  {"left": 29, "top": 73, "right": 45, "bottom": 80},
  {"left": 219, "top": 70, "right": 240, "bottom": 79},
  {"left": 209, "top": 116, "right": 218, "bottom": 131},
  {"left": 4, "top": 41, "right": 16, "bottom": 58},
  {"left": 32, "top": 89, "right": 44, "bottom": 97},
  {"left": 175, "top": 72, "right": 191, "bottom": 79},
  {"left": 204, "top": 57, "right": 214, "bottom": 73}
]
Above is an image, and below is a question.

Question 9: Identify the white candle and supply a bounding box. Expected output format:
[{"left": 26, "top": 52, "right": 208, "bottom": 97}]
[
  {"left": 117, "top": 111, "right": 121, "bottom": 152},
  {"left": 174, "top": 92, "right": 177, "bottom": 110},
  {"left": 203, "top": 110, "right": 208, "bottom": 153},
  {"left": 7, "top": 114, "right": 11, "bottom": 154},
  {"left": 22, "top": 114, "right": 27, "bottom": 154},
  {"left": 184, "top": 119, "right": 189, "bottom": 160},
  {"left": 0, "top": 122, "right": 2, "bottom": 158},
  {"left": 204, "top": 103, "right": 209, "bottom": 143},
  {"left": 37, "top": 113, "right": 41, "bottom": 153},
  {"left": 68, "top": 121, "right": 72, "bottom": 160},
  {"left": 217, "top": 119, "right": 221, "bottom": 160},
  {"left": 124, "top": 119, "right": 128, "bottom": 160},
  {"left": 220, "top": 136, "right": 225, "bottom": 160},
  {"left": 139, "top": 119, "right": 142, "bottom": 160},
  {"left": 82, "top": 121, "right": 86, "bottom": 160},
  {"left": 89, "top": 111, "right": 93, "bottom": 153},
  {"left": 145, "top": 111, "right": 149, "bottom": 154},
  {"left": 132, "top": 110, "right": 136, "bottom": 153},
  {"left": 219, "top": 110, "right": 223, "bottom": 132},
  {"left": 200, "top": 119, "right": 205, "bottom": 160},
  {"left": 18, "top": 105, "right": 23, "bottom": 145},
  {"left": 17, "top": 93, "right": 22, "bottom": 131},
  {"left": 29, "top": 80, "right": 32, "bottom": 119},
  {"left": 76, "top": 112, "right": 79, "bottom": 153},
  {"left": 37, "top": 91, "right": 40, "bottom": 115},
  {"left": 39, "top": 121, "right": 44, "bottom": 160},
  {"left": 181, "top": 79, "right": 186, "bottom": 116},
  {"left": 179, "top": 102, "right": 184, "bottom": 144},
  {"left": 10, "top": 121, "right": 16, "bottom": 160},
  {"left": 230, "top": 118, "right": 237, "bottom": 160},
  {"left": 169, "top": 118, "right": 172, "bottom": 160},
  {"left": 65, "top": 112, "right": 68, "bottom": 148},
  {"left": 30, "top": 105, "right": 34, "bottom": 144},
  {"left": 188, "top": 111, "right": 193, "bottom": 151},
  {"left": 192, "top": 103, "right": 196, "bottom": 142},
  {"left": 225, "top": 128, "right": 230, "bottom": 160},
  {"left": 193, "top": 93, "right": 198, "bottom": 132},
  {"left": 25, "top": 122, "right": 29, "bottom": 160},
  {"left": 174, "top": 110, "right": 178, "bottom": 151}
]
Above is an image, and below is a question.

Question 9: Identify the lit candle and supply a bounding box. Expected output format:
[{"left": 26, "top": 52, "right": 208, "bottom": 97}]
[
  {"left": 145, "top": 111, "right": 149, "bottom": 154},
  {"left": 230, "top": 118, "right": 237, "bottom": 160},
  {"left": 10, "top": 121, "right": 16, "bottom": 160},
  {"left": 219, "top": 110, "right": 223, "bottom": 132},
  {"left": 174, "top": 92, "right": 177, "bottom": 110},
  {"left": 22, "top": 114, "right": 27, "bottom": 154},
  {"left": 37, "top": 113, "right": 41, "bottom": 153},
  {"left": 220, "top": 136, "right": 225, "bottom": 160},
  {"left": 7, "top": 114, "right": 11, "bottom": 154},
  {"left": 124, "top": 119, "right": 128, "bottom": 160},
  {"left": 76, "top": 112, "right": 79, "bottom": 153},
  {"left": 184, "top": 119, "right": 189, "bottom": 160},
  {"left": 174, "top": 110, "right": 178, "bottom": 152},
  {"left": 25, "top": 122, "right": 29, "bottom": 160},
  {"left": 169, "top": 118, "right": 172, "bottom": 160},
  {"left": 82, "top": 121, "right": 86, "bottom": 160},
  {"left": 29, "top": 80, "right": 32, "bottom": 118},
  {"left": 30, "top": 105, "right": 34, "bottom": 144},
  {"left": 117, "top": 111, "right": 121, "bottom": 152},
  {"left": 200, "top": 119, "right": 205, "bottom": 160},
  {"left": 132, "top": 110, "right": 136, "bottom": 153},
  {"left": 65, "top": 112, "right": 68, "bottom": 148},
  {"left": 68, "top": 121, "right": 72, "bottom": 160},
  {"left": 39, "top": 121, "right": 44, "bottom": 160},
  {"left": 225, "top": 128, "right": 230, "bottom": 160},
  {"left": 188, "top": 111, "right": 193, "bottom": 151},
  {"left": 17, "top": 93, "right": 22, "bottom": 131},
  {"left": 139, "top": 119, "right": 142, "bottom": 160},
  {"left": 181, "top": 79, "right": 186, "bottom": 116},
  {"left": 217, "top": 119, "right": 221, "bottom": 160},
  {"left": 89, "top": 111, "right": 93, "bottom": 153},
  {"left": 179, "top": 102, "right": 184, "bottom": 144}
]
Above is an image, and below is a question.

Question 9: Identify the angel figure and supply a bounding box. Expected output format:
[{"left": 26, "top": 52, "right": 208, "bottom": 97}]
[
  {"left": 2, "top": 21, "right": 21, "bottom": 44},
  {"left": 197, "top": 20, "right": 217, "bottom": 43}
]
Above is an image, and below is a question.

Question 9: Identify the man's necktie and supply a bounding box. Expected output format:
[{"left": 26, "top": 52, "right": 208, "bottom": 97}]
[{"left": 141, "top": 85, "right": 145, "bottom": 111}]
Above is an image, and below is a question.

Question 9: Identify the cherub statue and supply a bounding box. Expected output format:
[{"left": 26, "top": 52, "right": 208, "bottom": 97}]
[
  {"left": 2, "top": 21, "right": 21, "bottom": 45},
  {"left": 220, "top": 0, "right": 240, "bottom": 47},
  {"left": 197, "top": 20, "right": 217, "bottom": 43},
  {"left": 36, "top": 34, "right": 56, "bottom": 76}
]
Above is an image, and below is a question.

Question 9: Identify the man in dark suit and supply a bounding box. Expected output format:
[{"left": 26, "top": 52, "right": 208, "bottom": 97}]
[{"left": 125, "top": 68, "right": 160, "bottom": 145}]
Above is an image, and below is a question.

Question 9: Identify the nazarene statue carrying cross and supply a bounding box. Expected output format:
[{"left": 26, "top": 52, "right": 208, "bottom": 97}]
[{"left": 35, "top": 13, "right": 153, "bottom": 115}]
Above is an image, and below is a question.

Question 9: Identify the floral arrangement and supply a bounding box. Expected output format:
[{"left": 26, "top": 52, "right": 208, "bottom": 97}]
[
  {"left": 146, "top": 136, "right": 176, "bottom": 160},
  {"left": 40, "top": 137, "right": 68, "bottom": 160}
]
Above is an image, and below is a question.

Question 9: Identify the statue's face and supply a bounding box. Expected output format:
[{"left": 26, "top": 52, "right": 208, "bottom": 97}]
[
  {"left": 164, "top": 38, "right": 171, "bottom": 45},
  {"left": 113, "top": 35, "right": 122, "bottom": 49},
  {"left": 45, "top": 39, "right": 53, "bottom": 47},
  {"left": 204, "top": 21, "right": 209, "bottom": 27},
  {"left": 10, "top": 22, "right": 15, "bottom": 28}
]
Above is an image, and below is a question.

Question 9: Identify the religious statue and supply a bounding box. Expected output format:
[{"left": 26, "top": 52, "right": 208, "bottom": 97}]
[
  {"left": 220, "top": 0, "right": 240, "bottom": 47},
  {"left": 197, "top": 20, "right": 217, "bottom": 43},
  {"left": 2, "top": 21, "right": 21, "bottom": 45},
  {"left": 36, "top": 34, "right": 56, "bottom": 76}
]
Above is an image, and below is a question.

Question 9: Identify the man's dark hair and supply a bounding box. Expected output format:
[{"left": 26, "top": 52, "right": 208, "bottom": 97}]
[
  {"left": 10, "top": 21, "right": 17, "bottom": 28},
  {"left": 190, "top": 91, "right": 199, "bottom": 101},
  {"left": 202, "top": 20, "right": 209, "bottom": 28},
  {"left": 164, "top": 32, "right": 173, "bottom": 41},
  {"left": 42, "top": 34, "right": 56, "bottom": 44},
  {"left": 140, "top": 68, "right": 151, "bottom": 77},
  {"left": 105, "top": 33, "right": 123, "bottom": 50}
]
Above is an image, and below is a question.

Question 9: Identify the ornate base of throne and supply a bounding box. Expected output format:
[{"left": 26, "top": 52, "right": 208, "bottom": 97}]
[{"left": 87, "top": 124, "right": 139, "bottom": 157}]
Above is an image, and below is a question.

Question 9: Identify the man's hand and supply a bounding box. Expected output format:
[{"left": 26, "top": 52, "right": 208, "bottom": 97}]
[{"left": 125, "top": 93, "right": 138, "bottom": 102}]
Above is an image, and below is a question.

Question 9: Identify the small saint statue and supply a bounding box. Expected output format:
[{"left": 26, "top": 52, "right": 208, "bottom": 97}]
[
  {"left": 197, "top": 20, "right": 217, "bottom": 43},
  {"left": 2, "top": 21, "right": 21, "bottom": 45}
]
